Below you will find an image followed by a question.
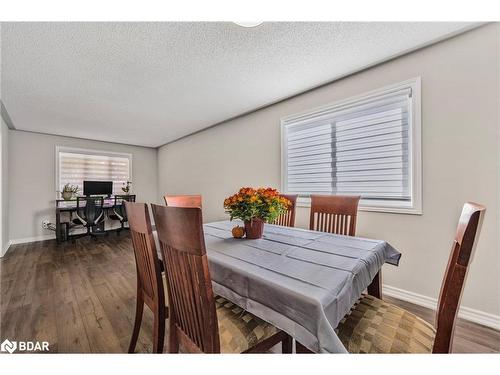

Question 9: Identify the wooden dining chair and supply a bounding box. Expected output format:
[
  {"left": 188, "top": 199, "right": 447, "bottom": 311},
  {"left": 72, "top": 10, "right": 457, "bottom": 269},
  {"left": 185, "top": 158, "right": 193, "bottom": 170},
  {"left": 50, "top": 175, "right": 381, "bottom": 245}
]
[
  {"left": 151, "top": 204, "right": 293, "bottom": 354},
  {"left": 163, "top": 194, "right": 202, "bottom": 208},
  {"left": 308, "top": 194, "right": 383, "bottom": 301},
  {"left": 309, "top": 195, "right": 361, "bottom": 236},
  {"left": 272, "top": 194, "right": 298, "bottom": 227},
  {"left": 335, "top": 202, "right": 486, "bottom": 353},
  {"left": 125, "top": 201, "right": 168, "bottom": 353}
]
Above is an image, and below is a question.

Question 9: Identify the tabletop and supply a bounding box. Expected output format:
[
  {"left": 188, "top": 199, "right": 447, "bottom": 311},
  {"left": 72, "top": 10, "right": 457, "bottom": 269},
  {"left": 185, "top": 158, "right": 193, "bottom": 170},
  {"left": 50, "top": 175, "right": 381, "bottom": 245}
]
[
  {"left": 202, "top": 220, "right": 401, "bottom": 353},
  {"left": 56, "top": 199, "right": 118, "bottom": 210}
]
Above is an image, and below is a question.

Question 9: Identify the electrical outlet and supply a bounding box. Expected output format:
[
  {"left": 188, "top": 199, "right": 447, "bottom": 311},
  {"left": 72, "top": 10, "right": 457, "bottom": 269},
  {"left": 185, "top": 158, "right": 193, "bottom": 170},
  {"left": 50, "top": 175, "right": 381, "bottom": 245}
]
[{"left": 42, "top": 220, "right": 50, "bottom": 229}]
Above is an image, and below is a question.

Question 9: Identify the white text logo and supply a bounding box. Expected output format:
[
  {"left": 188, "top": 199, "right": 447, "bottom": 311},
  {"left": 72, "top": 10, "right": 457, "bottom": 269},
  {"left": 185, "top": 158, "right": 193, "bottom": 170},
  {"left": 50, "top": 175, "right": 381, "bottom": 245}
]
[{"left": 0, "top": 339, "right": 49, "bottom": 353}]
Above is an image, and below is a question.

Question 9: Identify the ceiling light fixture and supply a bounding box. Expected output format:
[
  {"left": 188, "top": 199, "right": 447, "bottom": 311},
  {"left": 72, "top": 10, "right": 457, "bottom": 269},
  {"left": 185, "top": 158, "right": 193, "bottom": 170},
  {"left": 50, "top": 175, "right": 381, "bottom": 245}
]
[{"left": 233, "top": 22, "right": 264, "bottom": 28}]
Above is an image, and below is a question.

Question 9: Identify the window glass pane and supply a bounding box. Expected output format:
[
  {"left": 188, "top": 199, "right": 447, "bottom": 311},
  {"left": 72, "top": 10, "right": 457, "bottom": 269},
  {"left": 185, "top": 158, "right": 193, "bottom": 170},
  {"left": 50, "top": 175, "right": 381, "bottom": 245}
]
[
  {"left": 283, "top": 85, "right": 414, "bottom": 208},
  {"left": 58, "top": 151, "right": 130, "bottom": 196}
]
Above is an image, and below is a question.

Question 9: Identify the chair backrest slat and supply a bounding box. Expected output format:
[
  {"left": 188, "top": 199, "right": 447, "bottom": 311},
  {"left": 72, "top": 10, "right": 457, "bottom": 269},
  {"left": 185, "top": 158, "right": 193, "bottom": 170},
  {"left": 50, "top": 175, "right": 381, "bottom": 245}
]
[
  {"left": 125, "top": 202, "right": 164, "bottom": 310},
  {"left": 433, "top": 202, "right": 486, "bottom": 353},
  {"left": 152, "top": 204, "right": 219, "bottom": 353},
  {"left": 272, "top": 194, "right": 298, "bottom": 227},
  {"left": 164, "top": 195, "right": 202, "bottom": 208},
  {"left": 309, "top": 195, "right": 360, "bottom": 236}
]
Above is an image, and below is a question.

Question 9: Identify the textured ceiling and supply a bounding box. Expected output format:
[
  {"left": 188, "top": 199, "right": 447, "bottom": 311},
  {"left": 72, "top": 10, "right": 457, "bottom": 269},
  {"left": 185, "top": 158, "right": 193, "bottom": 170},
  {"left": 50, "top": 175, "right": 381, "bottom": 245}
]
[{"left": 1, "top": 22, "right": 476, "bottom": 147}]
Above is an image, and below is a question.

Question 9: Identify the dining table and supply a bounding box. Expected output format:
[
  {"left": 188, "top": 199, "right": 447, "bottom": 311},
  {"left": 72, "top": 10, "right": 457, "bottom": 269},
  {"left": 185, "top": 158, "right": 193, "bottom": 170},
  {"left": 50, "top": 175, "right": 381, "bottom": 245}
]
[
  {"left": 154, "top": 220, "right": 401, "bottom": 353},
  {"left": 201, "top": 220, "right": 401, "bottom": 353}
]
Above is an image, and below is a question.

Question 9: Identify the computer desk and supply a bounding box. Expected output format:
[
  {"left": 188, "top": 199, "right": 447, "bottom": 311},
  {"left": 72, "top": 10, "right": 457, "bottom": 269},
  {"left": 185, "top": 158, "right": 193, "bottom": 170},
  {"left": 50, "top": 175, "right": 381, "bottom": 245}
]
[{"left": 55, "top": 197, "right": 121, "bottom": 243}]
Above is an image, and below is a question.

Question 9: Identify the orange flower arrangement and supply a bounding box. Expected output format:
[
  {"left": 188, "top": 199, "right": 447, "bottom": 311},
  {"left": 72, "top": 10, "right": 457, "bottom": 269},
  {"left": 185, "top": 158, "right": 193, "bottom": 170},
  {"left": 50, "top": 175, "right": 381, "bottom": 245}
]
[{"left": 224, "top": 187, "right": 291, "bottom": 223}]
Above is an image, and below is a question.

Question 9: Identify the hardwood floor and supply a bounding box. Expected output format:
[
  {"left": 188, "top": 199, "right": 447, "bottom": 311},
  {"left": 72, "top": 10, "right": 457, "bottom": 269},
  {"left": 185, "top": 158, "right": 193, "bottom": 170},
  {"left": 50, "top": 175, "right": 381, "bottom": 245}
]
[{"left": 1, "top": 235, "right": 499, "bottom": 353}]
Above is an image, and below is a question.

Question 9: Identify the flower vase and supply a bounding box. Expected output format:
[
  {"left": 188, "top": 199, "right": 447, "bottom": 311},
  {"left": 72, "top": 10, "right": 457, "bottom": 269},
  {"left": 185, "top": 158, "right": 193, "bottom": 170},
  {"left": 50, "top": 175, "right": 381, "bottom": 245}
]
[
  {"left": 61, "top": 191, "right": 73, "bottom": 200},
  {"left": 244, "top": 218, "right": 264, "bottom": 239}
]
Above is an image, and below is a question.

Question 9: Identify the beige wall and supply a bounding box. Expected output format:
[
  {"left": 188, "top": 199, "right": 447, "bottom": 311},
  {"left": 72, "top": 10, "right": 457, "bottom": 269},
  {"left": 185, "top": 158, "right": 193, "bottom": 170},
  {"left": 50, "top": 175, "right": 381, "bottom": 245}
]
[
  {"left": 1, "top": 118, "right": 9, "bottom": 255},
  {"left": 158, "top": 24, "right": 500, "bottom": 317},
  {"left": 8, "top": 131, "right": 158, "bottom": 242}
]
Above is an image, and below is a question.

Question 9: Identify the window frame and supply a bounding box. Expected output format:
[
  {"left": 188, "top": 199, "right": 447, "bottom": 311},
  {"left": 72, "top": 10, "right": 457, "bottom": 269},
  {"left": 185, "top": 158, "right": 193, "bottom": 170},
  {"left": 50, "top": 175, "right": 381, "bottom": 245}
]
[
  {"left": 281, "top": 77, "right": 422, "bottom": 215},
  {"left": 55, "top": 146, "right": 133, "bottom": 197}
]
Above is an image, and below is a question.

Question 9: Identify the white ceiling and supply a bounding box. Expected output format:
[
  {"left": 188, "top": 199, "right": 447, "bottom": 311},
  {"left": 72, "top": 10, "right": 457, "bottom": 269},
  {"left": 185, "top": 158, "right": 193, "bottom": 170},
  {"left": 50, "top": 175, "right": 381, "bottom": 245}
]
[{"left": 1, "top": 22, "right": 477, "bottom": 147}]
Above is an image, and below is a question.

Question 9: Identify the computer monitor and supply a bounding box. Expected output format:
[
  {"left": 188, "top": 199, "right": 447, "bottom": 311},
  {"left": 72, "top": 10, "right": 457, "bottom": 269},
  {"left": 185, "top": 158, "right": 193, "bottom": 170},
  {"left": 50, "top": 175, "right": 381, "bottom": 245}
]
[{"left": 83, "top": 181, "right": 113, "bottom": 197}]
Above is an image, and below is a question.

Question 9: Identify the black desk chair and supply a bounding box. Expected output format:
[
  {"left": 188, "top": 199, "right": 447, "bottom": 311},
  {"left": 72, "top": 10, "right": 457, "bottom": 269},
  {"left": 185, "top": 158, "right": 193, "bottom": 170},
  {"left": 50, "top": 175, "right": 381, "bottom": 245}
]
[
  {"left": 69, "top": 196, "right": 106, "bottom": 242},
  {"left": 109, "top": 194, "right": 136, "bottom": 235}
]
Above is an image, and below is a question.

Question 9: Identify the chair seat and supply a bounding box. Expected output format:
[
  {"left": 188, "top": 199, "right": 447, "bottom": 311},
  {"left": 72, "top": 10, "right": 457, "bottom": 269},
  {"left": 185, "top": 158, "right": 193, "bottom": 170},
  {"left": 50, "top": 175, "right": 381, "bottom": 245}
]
[
  {"left": 72, "top": 218, "right": 84, "bottom": 226},
  {"left": 72, "top": 217, "right": 105, "bottom": 226},
  {"left": 215, "top": 296, "right": 280, "bottom": 353},
  {"left": 335, "top": 294, "right": 436, "bottom": 353}
]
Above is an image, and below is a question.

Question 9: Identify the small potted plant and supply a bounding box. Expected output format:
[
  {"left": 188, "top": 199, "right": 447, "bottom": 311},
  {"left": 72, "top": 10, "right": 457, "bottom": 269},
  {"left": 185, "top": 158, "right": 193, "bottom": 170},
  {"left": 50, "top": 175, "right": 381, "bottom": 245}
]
[
  {"left": 121, "top": 181, "right": 132, "bottom": 195},
  {"left": 224, "top": 187, "right": 291, "bottom": 239},
  {"left": 61, "top": 183, "right": 79, "bottom": 200}
]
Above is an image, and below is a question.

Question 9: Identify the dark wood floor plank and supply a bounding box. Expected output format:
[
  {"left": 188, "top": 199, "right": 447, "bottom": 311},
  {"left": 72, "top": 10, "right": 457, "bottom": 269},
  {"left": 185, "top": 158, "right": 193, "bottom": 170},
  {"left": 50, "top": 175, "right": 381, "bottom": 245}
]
[
  {"left": 1, "top": 236, "right": 498, "bottom": 354},
  {"left": 28, "top": 243, "right": 58, "bottom": 347},
  {"left": 66, "top": 250, "right": 124, "bottom": 353},
  {"left": 52, "top": 262, "right": 92, "bottom": 353},
  {"left": 1, "top": 243, "right": 33, "bottom": 311}
]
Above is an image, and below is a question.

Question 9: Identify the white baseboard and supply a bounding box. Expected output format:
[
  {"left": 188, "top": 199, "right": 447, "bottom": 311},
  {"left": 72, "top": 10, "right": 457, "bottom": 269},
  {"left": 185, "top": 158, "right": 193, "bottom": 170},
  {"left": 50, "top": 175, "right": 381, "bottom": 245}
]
[
  {"left": 7, "top": 222, "right": 125, "bottom": 248},
  {"left": 1, "top": 235, "right": 55, "bottom": 257},
  {"left": 1, "top": 240, "right": 12, "bottom": 257},
  {"left": 9, "top": 234, "right": 56, "bottom": 246},
  {"left": 6, "top": 224, "right": 124, "bottom": 250},
  {"left": 383, "top": 284, "right": 500, "bottom": 331}
]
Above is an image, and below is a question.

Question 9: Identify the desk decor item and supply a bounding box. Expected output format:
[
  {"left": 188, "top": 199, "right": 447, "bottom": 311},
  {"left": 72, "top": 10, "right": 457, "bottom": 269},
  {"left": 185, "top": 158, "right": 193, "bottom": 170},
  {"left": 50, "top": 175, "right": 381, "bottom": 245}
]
[
  {"left": 224, "top": 187, "right": 291, "bottom": 239},
  {"left": 60, "top": 183, "right": 79, "bottom": 200},
  {"left": 121, "top": 180, "right": 132, "bottom": 194}
]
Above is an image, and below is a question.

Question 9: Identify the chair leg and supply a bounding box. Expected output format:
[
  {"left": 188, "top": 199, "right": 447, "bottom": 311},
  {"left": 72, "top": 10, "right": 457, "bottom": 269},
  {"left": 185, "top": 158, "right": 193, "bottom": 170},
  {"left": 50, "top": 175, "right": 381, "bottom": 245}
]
[
  {"left": 65, "top": 223, "right": 69, "bottom": 243},
  {"left": 244, "top": 331, "right": 293, "bottom": 353},
  {"left": 296, "top": 342, "right": 313, "bottom": 353},
  {"left": 282, "top": 334, "right": 293, "bottom": 353},
  {"left": 128, "top": 297, "right": 144, "bottom": 353},
  {"left": 152, "top": 307, "right": 166, "bottom": 353},
  {"left": 168, "top": 319, "right": 179, "bottom": 353},
  {"left": 367, "top": 271, "right": 382, "bottom": 299},
  {"left": 70, "top": 230, "right": 87, "bottom": 244}
]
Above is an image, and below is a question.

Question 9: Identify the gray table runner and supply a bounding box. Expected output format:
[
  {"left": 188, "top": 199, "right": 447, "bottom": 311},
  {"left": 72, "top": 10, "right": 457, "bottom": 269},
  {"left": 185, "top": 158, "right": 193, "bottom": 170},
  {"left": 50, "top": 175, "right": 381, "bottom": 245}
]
[{"left": 203, "top": 220, "right": 401, "bottom": 353}]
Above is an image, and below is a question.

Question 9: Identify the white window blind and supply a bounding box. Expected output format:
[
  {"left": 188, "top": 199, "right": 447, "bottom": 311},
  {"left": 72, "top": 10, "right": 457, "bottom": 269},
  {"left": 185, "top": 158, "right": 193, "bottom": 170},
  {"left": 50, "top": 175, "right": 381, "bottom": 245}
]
[
  {"left": 57, "top": 149, "right": 131, "bottom": 196},
  {"left": 282, "top": 79, "right": 421, "bottom": 213}
]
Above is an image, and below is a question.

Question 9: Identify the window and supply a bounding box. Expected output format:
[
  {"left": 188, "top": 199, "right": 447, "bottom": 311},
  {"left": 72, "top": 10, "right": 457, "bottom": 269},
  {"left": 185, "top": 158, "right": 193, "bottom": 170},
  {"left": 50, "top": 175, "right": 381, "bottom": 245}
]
[
  {"left": 281, "top": 78, "right": 421, "bottom": 214},
  {"left": 56, "top": 147, "right": 132, "bottom": 196}
]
